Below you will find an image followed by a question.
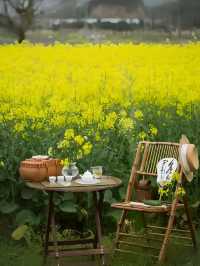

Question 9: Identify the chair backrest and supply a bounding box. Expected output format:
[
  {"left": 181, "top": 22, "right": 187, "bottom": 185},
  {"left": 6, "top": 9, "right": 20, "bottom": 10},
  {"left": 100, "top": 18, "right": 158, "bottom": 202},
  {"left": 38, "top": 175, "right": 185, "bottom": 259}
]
[{"left": 126, "top": 141, "right": 180, "bottom": 201}]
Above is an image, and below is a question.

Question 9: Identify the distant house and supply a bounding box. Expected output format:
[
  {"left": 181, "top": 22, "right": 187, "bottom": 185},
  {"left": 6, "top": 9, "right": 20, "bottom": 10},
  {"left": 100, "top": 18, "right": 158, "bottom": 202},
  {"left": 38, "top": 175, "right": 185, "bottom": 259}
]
[
  {"left": 88, "top": 0, "right": 146, "bottom": 20},
  {"left": 88, "top": 0, "right": 200, "bottom": 29}
]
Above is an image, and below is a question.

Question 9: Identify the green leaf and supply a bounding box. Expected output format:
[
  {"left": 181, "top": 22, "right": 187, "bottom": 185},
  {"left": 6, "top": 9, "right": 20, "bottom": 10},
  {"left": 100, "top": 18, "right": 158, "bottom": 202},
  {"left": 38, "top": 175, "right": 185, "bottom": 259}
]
[
  {"left": 119, "top": 188, "right": 125, "bottom": 200},
  {"left": 12, "top": 225, "right": 28, "bottom": 240},
  {"left": 21, "top": 188, "right": 34, "bottom": 200},
  {"left": 63, "top": 192, "right": 74, "bottom": 201},
  {"left": 104, "top": 190, "right": 113, "bottom": 202},
  {"left": 0, "top": 202, "right": 19, "bottom": 214},
  {"left": 77, "top": 207, "right": 88, "bottom": 222},
  {"left": 59, "top": 200, "right": 76, "bottom": 213},
  {"left": 0, "top": 187, "right": 9, "bottom": 199},
  {"left": 104, "top": 190, "right": 116, "bottom": 204},
  {"left": 110, "top": 209, "right": 121, "bottom": 221},
  {"left": 16, "top": 209, "right": 40, "bottom": 226},
  {"left": 0, "top": 175, "right": 6, "bottom": 182},
  {"left": 53, "top": 196, "right": 62, "bottom": 206},
  {"left": 191, "top": 201, "right": 200, "bottom": 208}
]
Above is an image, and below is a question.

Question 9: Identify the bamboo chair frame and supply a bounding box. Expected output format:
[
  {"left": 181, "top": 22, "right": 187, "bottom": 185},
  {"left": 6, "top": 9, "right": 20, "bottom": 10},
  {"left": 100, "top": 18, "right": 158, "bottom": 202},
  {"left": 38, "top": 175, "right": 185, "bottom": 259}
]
[{"left": 112, "top": 141, "right": 197, "bottom": 264}]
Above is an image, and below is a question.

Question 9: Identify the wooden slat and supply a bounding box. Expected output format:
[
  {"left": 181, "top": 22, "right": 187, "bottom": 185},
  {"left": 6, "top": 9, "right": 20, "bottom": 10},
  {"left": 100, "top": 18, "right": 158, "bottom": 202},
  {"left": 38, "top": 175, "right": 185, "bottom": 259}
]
[
  {"left": 156, "top": 144, "right": 163, "bottom": 171},
  {"left": 48, "top": 248, "right": 110, "bottom": 257},
  {"left": 48, "top": 238, "right": 95, "bottom": 246},
  {"left": 154, "top": 144, "right": 161, "bottom": 173},
  {"left": 61, "top": 261, "right": 98, "bottom": 266},
  {"left": 115, "top": 248, "right": 158, "bottom": 258},
  {"left": 118, "top": 232, "right": 193, "bottom": 247},
  {"left": 149, "top": 144, "right": 156, "bottom": 174},
  {"left": 136, "top": 171, "right": 157, "bottom": 176},
  {"left": 140, "top": 143, "right": 149, "bottom": 172},
  {"left": 169, "top": 144, "right": 176, "bottom": 158},
  {"left": 145, "top": 144, "right": 152, "bottom": 173},
  {"left": 119, "top": 233, "right": 193, "bottom": 248},
  {"left": 139, "top": 141, "right": 179, "bottom": 146},
  {"left": 119, "top": 232, "right": 159, "bottom": 240},
  {"left": 147, "top": 225, "right": 190, "bottom": 235},
  {"left": 118, "top": 240, "right": 160, "bottom": 250},
  {"left": 126, "top": 143, "right": 143, "bottom": 201},
  {"left": 111, "top": 202, "right": 171, "bottom": 213},
  {"left": 149, "top": 232, "right": 192, "bottom": 241},
  {"left": 118, "top": 234, "right": 163, "bottom": 243}
]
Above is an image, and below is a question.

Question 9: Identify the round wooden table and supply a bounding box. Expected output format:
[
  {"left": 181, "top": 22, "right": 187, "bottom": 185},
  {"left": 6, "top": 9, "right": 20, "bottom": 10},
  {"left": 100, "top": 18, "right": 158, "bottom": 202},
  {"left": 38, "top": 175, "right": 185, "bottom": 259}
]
[{"left": 26, "top": 176, "right": 122, "bottom": 266}]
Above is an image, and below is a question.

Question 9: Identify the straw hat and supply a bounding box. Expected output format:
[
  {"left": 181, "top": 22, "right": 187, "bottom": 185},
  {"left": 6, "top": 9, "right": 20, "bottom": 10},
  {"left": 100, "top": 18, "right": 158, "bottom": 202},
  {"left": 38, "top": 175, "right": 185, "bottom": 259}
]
[{"left": 179, "top": 135, "right": 199, "bottom": 182}]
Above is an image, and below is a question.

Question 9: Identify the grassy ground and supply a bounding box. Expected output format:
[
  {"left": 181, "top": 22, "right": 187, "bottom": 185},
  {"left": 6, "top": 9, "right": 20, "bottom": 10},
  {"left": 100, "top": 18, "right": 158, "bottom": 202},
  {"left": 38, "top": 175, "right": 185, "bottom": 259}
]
[
  {"left": 1, "top": 27, "right": 200, "bottom": 44},
  {"left": 1, "top": 233, "right": 200, "bottom": 266}
]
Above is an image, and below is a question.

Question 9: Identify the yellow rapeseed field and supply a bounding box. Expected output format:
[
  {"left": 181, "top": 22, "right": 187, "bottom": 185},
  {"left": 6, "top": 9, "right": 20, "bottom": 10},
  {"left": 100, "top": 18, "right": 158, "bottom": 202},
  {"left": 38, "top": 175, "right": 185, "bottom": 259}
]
[
  {"left": 0, "top": 43, "right": 200, "bottom": 117},
  {"left": 0, "top": 43, "right": 200, "bottom": 165}
]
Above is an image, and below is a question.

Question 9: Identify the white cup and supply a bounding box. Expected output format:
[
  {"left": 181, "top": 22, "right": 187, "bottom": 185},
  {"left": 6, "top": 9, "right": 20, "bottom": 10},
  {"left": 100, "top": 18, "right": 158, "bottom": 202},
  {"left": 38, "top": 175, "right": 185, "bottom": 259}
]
[
  {"left": 57, "top": 176, "right": 64, "bottom": 183},
  {"left": 49, "top": 176, "right": 56, "bottom": 183},
  {"left": 65, "top": 175, "right": 73, "bottom": 182}
]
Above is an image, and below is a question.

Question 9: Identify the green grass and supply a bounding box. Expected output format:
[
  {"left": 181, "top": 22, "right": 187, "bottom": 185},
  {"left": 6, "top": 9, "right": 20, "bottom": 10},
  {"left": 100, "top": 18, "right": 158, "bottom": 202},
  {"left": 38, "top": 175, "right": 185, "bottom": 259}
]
[
  {"left": 1, "top": 234, "right": 200, "bottom": 266},
  {"left": 1, "top": 27, "right": 200, "bottom": 44},
  {"left": 0, "top": 239, "right": 42, "bottom": 266}
]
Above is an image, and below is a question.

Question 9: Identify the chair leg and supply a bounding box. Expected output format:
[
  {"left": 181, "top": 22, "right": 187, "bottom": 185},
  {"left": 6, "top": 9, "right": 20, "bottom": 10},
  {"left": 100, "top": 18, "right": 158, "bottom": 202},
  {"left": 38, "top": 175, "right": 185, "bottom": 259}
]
[
  {"left": 141, "top": 213, "right": 150, "bottom": 245},
  {"left": 183, "top": 195, "right": 197, "bottom": 249},
  {"left": 115, "top": 210, "right": 128, "bottom": 248},
  {"left": 158, "top": 198, "right": 178, "bottom": 264}
]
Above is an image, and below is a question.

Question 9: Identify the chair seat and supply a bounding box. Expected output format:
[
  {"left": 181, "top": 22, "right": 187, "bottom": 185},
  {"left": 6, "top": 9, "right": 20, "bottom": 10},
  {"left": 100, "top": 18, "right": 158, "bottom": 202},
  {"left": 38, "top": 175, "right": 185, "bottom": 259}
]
[{"left": 111, "top": 201, "right": 184, "bottom": 213}]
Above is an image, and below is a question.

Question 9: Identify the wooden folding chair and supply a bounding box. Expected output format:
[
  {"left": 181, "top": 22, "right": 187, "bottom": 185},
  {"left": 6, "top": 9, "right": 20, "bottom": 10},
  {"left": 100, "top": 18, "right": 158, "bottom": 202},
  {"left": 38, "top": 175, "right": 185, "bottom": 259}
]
[{"left": 112, "top": 141, "right": 197, "bottom": 264}]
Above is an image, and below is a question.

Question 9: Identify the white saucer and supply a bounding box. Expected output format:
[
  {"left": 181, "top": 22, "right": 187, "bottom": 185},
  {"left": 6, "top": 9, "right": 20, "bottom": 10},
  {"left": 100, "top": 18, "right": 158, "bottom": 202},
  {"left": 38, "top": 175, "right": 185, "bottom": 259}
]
[
  {"left": 75, "top": 179, "right": 100, "bottom": 185},
  {"left": 57, "top": 181, "right": 71, "bottom": 187}
]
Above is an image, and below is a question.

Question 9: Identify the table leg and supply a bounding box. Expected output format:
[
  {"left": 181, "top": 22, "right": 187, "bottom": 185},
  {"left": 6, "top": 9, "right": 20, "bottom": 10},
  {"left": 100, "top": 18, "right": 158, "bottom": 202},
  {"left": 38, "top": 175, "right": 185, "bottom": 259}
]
[
  {"left": 43, "top": 192, "right": 53, "bottom": 265},
  {"left": 43, "top": 192, "right": 60, "bottom": 266},
  {"left": 93, "top": 191, "right": 105, "bottom": 266},
  {"left": 51, "top": 204, "right": 60, "bottom": 266}
]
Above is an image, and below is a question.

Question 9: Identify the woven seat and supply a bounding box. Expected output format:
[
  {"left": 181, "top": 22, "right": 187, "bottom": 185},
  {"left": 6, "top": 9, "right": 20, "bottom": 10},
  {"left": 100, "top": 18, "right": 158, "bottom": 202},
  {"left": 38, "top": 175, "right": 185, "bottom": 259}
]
[
  {"left": 112, "top": 201, "right": 184, "bottom": 213},
  {"left": 112, "top": 140, "right": 197, "bottom": 264}
]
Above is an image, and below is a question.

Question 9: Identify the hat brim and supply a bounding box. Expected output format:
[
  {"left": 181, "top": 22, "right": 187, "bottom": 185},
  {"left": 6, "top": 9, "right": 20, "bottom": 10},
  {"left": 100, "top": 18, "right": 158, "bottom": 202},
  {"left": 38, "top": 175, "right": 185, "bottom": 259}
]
[
  {"left": 183, "top": 169, "right": 193, "bottom": 182},
  {"left": 179, "top": 135, "right": 190, "bottom": 145},
  {"left": 179, "top": 135, "right": 194, "bottom": 182}
]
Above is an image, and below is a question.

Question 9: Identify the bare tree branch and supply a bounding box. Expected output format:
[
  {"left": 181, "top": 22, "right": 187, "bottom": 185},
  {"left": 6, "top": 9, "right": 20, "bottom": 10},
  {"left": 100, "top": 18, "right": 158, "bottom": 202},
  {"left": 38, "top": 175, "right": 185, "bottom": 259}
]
[{"left": 0, "top": 0, "right": 43, "bottom": 43}]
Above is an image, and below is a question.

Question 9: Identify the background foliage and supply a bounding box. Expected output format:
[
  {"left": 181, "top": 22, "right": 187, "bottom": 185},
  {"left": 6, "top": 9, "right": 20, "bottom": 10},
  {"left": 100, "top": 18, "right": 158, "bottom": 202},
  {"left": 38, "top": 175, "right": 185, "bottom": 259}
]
[{"left": 0, "top": 43, "right": 200, "bottom": 238}]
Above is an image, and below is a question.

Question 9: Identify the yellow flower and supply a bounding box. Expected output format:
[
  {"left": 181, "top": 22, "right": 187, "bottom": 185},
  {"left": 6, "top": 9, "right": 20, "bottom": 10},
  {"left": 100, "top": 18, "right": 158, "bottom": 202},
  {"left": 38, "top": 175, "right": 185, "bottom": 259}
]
[
  {"left": 48, "top": 147, "right": 53, "bottom": 156},
  {"left": 74, "top": 135, "right": 84, "bottom": 145},
  {"left": 103, "top": 112, "right": 117, "bottom": 129},
  {"left": 95, "top": 132, "right": 101, "bottom": 141},
  {"left": 76, "top": 149, "right": 83, "bottom": 160},
  {"left": 138, "top": 131, "right": 147, "bottom": 140},
  {"left": 119, "top": 117, "right": 134, "bottom": 131},
  {"left": 82, "top": 142, "right": 92, "bottom": 155},
  {"left": 64, "top": 129, "right": 74, "bottom": 140},
  {"left": 176, "top": 187, "right": 186, "bottom": 197},
  {"left": 57, "top": 139, "right": 70, "bottom": 149},
  {"left": 61, "top": 158, "right": 70, "bottom": 166},
  {"left": 171, "top": 171, "right": 180, "bottom": 182},
  {"left": 14, "top": 123, "right": 24, "bottom": 133},
  {"left": 134, "top": 110, "right": 143, "bottom": 120},
  {"left": 149, "top": 125, "right": 158, "bottom": 136}
]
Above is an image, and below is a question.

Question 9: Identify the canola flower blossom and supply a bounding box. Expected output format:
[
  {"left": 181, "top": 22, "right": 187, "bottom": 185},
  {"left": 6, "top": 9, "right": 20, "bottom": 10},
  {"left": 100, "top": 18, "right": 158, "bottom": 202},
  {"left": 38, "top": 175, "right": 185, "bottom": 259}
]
[
  {"left": 0, "top": 42, "right": 200, "bottom": 164},
  {"left": 158, "top": 171, "right": 186, "bottom": 201}
]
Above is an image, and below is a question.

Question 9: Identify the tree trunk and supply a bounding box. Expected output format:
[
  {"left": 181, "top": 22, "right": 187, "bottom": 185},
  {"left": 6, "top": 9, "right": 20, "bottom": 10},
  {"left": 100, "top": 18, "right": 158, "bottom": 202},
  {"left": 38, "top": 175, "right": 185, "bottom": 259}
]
[{"left": 17, "top": 27, "right": 26, "bottom": 43}]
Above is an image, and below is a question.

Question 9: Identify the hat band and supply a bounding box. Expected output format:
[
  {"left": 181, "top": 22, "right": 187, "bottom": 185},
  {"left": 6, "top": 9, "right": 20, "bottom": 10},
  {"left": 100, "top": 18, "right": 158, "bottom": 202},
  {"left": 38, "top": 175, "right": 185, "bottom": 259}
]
[{"left": 180, "top": 144, "right": 191, "bottom": 174}]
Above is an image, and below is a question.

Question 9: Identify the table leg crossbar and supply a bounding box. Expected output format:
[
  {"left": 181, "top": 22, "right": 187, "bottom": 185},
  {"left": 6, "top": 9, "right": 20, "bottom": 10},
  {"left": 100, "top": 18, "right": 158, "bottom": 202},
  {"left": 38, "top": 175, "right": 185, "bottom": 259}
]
[{"left": 43, "top": 191, "right": 108, "bottom": 266}]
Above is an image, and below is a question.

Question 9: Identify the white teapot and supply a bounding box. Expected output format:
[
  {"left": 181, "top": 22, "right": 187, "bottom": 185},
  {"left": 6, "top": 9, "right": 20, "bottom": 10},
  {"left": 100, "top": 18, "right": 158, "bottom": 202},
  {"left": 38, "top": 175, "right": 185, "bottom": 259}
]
[{"left": 81, "top": 170, "right": 94, "bottom": 183}]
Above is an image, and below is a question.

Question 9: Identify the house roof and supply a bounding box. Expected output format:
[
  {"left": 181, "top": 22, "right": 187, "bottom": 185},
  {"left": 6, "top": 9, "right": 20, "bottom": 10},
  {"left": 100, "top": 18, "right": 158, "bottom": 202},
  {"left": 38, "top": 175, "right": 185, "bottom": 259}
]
[{"left": 88, "top": 0, "right": 146, "bottom": 19}]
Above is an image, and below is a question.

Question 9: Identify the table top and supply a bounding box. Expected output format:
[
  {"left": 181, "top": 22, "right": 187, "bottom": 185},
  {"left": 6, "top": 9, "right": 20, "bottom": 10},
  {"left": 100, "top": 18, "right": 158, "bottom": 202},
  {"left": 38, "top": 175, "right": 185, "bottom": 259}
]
[{"left": 26, "top": 176, "right": 122, "bottom": 193}]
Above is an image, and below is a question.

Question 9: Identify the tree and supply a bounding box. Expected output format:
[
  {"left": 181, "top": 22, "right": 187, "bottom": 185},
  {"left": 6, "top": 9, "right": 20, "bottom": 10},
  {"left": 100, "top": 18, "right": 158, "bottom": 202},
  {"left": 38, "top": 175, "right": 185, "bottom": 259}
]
[{"left": 0, "top": 0, "right": 42, "bottom": 43}]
